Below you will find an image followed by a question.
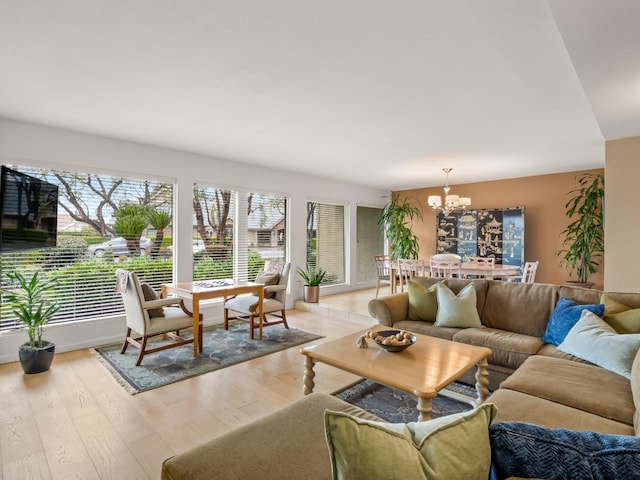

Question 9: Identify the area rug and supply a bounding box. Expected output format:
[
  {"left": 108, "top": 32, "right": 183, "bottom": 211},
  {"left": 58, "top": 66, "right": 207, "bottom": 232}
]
[
  {"left": 335, "top": 379, "right": 476, "bottom": 423},
  {"left": 94, "top": 321, "right": 323, "bottom": 394}
]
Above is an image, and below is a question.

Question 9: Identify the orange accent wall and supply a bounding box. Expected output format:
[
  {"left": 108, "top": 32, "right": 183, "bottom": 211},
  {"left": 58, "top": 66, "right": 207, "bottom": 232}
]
[{"left": 394, "top": 168, "right": 605, "bottom": 289}]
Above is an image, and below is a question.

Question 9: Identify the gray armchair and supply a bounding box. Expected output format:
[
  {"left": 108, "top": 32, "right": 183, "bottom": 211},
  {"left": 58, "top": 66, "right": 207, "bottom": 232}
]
[
  {"left": 224, "top": 262, "right": 291, "bottom": 339},
  {"left": 115, "top": 269, "right": 202, "bottom": 365}
]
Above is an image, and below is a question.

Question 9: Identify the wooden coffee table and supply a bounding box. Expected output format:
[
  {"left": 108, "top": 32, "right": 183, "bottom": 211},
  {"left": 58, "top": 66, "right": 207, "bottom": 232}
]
[{"left": 300, "top": 326, "right": 492, "bottom": 421}]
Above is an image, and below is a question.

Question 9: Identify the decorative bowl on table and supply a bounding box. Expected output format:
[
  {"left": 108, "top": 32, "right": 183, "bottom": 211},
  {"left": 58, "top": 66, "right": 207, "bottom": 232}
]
[{"left": 370, "top": 329, "right": 417, "bottom": 353}]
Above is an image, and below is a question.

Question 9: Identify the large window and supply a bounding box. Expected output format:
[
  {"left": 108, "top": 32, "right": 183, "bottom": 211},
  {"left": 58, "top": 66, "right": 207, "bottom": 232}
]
[
  {"left": 0, "top": 165, "right": 173, "bottom": 331},
  {"left": 356, "top": 206, "right": 384, "bottom": 283},
  {"left": 193, "top": 186, "right": 287, "bottom": 282},
  {"left": 306, "top": 201, "right": 345, "bottom": 286},
  {"left": 1, "top": 168, "right": 291, "bottom": 332}
]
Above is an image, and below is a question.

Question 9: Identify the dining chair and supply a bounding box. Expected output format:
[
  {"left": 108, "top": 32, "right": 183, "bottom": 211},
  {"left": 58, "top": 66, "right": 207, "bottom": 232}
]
[
  {"left": 374, "top": 255, "right": 392, "bottom": 298},
  {"left": 115, "top": 269, "right": 203, "bottom": 366},
  {"left": 429, "top": 254, "right": 462, "bottom": 278},
  {"left": 464, "top": 256, "right": 496, "bottom": 278},
  {"left": 509, "top": 261, "right": 539, "bottom": 283},
  {"left": 224, "top": 262, "right": 291, "bottom": 339},
  {"left": 397, "top": 258, "right": 425, "bottom": 291}
]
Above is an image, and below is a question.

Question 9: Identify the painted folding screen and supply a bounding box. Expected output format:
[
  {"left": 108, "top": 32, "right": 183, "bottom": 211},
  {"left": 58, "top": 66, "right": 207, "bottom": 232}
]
[{"left": 436, "top": 206, "right": 524, "bottom": 268}]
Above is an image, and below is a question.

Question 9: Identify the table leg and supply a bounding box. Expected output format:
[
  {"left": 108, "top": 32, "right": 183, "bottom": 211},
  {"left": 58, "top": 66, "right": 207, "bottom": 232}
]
[
  {"left": 417, "top": 397, "right": 433, "bottom": 421},
  {"left": 192, "top": 296, "right": 201, "bottom": 357},
  {"left": 391, "top": 267, "right": 397, "bottom": 294},
  {"left": 302, "top": 355, "right": 316, "bottom": 395},
  {"left": 257, "top": 287, "right": 264, "bottom": 340},
  {"left": 474, "top": 358, "right": 490, "bottom": 405}
]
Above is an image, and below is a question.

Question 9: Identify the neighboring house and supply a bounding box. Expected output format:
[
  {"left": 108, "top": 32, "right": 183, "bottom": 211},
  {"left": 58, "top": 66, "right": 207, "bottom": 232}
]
[{"left": 248, "top": 208, "right": 285, "bottom": 260}]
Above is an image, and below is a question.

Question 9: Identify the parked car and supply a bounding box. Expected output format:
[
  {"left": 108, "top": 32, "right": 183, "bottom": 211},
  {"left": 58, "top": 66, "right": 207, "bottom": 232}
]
[
  {"left": 87, "top": 237, "right": 153, "bottom": 257},
  {"left": 167, "top": 240, "right": 206, "bottom": 253}
]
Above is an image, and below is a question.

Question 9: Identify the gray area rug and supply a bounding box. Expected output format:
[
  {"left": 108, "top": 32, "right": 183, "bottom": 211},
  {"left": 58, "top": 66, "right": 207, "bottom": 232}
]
[
  {"left": 94, "top": 321, "right": 322, "bottom": 394},
  {"left": 335, "top": 379, "right": 476, "bottom": 423}
]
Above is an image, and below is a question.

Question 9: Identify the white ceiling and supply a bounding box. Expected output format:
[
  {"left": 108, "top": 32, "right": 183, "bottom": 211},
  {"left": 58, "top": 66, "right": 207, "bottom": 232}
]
[{"left": 0, "top": 1, "right": 637, "bottom": 190}]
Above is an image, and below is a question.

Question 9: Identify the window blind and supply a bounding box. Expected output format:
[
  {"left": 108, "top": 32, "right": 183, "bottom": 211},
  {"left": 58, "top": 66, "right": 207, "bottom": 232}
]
[
  {"left": 356, "top": 206, "right": 384, "bottom": 283},
  {"left": 306, "top": 201, "right": 345, "bottom": 286},
  {"left": 0, "top": 165, "right": 173, "bottom": 331}
]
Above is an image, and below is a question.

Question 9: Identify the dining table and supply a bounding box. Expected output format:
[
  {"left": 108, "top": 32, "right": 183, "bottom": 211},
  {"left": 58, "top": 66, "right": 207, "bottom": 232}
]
[
  {"left": 389, "top": 260, "right": 521, "bottom": 293},
  {"left": 459, "top": 262, "right": 520, "bottom": 280},
  {"left": 161, "top": 280, "right": 265, "bottom": 357}
]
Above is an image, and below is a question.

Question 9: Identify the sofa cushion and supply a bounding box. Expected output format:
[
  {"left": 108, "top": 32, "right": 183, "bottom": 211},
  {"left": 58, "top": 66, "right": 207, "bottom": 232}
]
[
  {"left": 324, "top": 403, "right": 496, "bottom": 480},
  {"left": 453, "top": 328, "right": 544, "bottom": 371},
  {"left": 393, "top": 320, "right": 461, "bottom": 341},
  {"left": 489, "top": 422, "right": 640, "bottom": 480},
  {"left": 486, "top": 389, "right": 635, "bottom": 435},
  {"left": 601, "top": 294, "right": 640, "bottom": 333},
  {"left": 499, "top": 356, "right": 634, "bottom": 426},
  {"left": 480, "top": 281, "right": 558, "bottom": 337},
  {"left": 558, "top": 284, "right": 602, "bottom": 305},
  {"left": 434, "top": 283, "right": 481, "bottom": 328},
  {"left": 407, "top": 280, "right": 440, "bottom": 322},
  {"left": 557, "top": 310, "right": 640, "bottom": 379},
  {"left": 542, "top": 297, "right": 604, "bottom": 346},
  {"left": 534, "top": 343, "right": 593, "bottom": 365}
]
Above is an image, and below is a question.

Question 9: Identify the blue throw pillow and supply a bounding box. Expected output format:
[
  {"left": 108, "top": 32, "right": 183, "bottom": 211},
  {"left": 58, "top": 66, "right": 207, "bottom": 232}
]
[
  {"left": 489, "top": 422, "right": 640, "bottom": 480},
  {"left": 542, "top": 297, "right": 604, "bottom": 346}
]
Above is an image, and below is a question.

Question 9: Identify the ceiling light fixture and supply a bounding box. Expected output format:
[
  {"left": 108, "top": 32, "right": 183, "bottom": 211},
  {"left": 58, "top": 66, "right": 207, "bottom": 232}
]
[{"left": 427, "top": 168, "right": 471, "bottom": 216}]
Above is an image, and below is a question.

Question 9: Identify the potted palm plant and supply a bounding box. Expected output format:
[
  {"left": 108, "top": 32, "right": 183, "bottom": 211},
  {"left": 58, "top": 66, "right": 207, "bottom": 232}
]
[
  {"left": 1, "top": 270, "right": 60, "bottom": 374},
  {"left": 297, "top": 266, "right": 327, "bottom": 303},
  {"left": 556, "top": 172, "right": 604, "bottom": 288},
  {"left": 378, "top": 193, "right": 422, "bottom": 259}
]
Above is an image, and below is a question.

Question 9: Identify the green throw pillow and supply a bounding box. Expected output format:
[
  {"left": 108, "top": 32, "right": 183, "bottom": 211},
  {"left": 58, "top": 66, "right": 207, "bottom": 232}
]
[
  {"left": 558, "top": 310, "right": 640, "bottom": 379},
  {"left": 601, "top": 294, "right": 640, "bottom": 334},
  {"left": 434, "top": 283, "right": 481, "bottom": 328},
  {"left": 407, "top": 280, "right": 441, "bottom": 322},
  {"left": 324, "top": 403, "right": 497, "bottom": 480}
]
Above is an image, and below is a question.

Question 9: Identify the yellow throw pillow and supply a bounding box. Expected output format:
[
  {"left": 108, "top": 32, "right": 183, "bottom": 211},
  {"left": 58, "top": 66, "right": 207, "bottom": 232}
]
[
  {"left": 600, "top": 294, "right": 640, "bottom": 334},
  {"left": 324, "top": 403, "right": 497, "bottom": 480}
]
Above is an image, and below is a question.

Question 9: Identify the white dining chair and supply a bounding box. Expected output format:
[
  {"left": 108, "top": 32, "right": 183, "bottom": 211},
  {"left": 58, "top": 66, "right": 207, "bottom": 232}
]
[
  {"left": 373, "top": 255, "right": 392, "bottom": 298},
  {"left": 397, "top": 258, "right": 425, "bottom": 291},
  {"left": 509, "top": 261, "right": 539, "bottom": 283},
  {"left": 429, "top": 254, "right": 461, "bottom": 278}
]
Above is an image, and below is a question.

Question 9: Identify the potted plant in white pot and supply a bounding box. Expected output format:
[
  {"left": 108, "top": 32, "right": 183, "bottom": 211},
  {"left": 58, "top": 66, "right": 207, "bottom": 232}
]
[
  {"left": 556, "top": 172, "right": 604, "bottom": 288},
  {"left": 1, "top": 270, "right": 60, "bottom": 374},
  {"left": 297, "top": 266, "right": 327, "bottom": 303}
]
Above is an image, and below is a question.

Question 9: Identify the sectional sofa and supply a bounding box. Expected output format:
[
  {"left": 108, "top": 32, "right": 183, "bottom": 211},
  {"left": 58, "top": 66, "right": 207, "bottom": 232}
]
[
  {"left": 367, "top": 277, "right": 640, "bottom": 433},
  {"left": 161, "top": 278, "right": 640, "bottom": 479}
]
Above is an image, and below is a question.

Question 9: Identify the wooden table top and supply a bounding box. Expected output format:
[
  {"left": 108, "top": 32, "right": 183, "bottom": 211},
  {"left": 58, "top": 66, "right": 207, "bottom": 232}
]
[{"left": 301, "top": 326, "right": 491, "bottom": 399}]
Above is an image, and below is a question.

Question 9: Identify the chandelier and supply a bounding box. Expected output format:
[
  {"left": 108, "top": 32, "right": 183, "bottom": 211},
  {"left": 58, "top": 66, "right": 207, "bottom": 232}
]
[{"left": 427, "top": 168, "right": 471, "bottom": 216}]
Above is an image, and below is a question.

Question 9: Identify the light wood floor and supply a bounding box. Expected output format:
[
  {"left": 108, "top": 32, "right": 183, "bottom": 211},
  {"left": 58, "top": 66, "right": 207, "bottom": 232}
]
[{"left": 0, "top": 289, "right": 379, "bottom": 480}]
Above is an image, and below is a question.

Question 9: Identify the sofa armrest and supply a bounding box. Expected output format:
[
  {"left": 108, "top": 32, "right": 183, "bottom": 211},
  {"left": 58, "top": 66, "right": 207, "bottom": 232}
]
[
  {"left": 161, "top": 393, "right": 381, "bottom": 480},
  {"left": 368, "top": 292, "right": 409, "bottom": 327}
]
